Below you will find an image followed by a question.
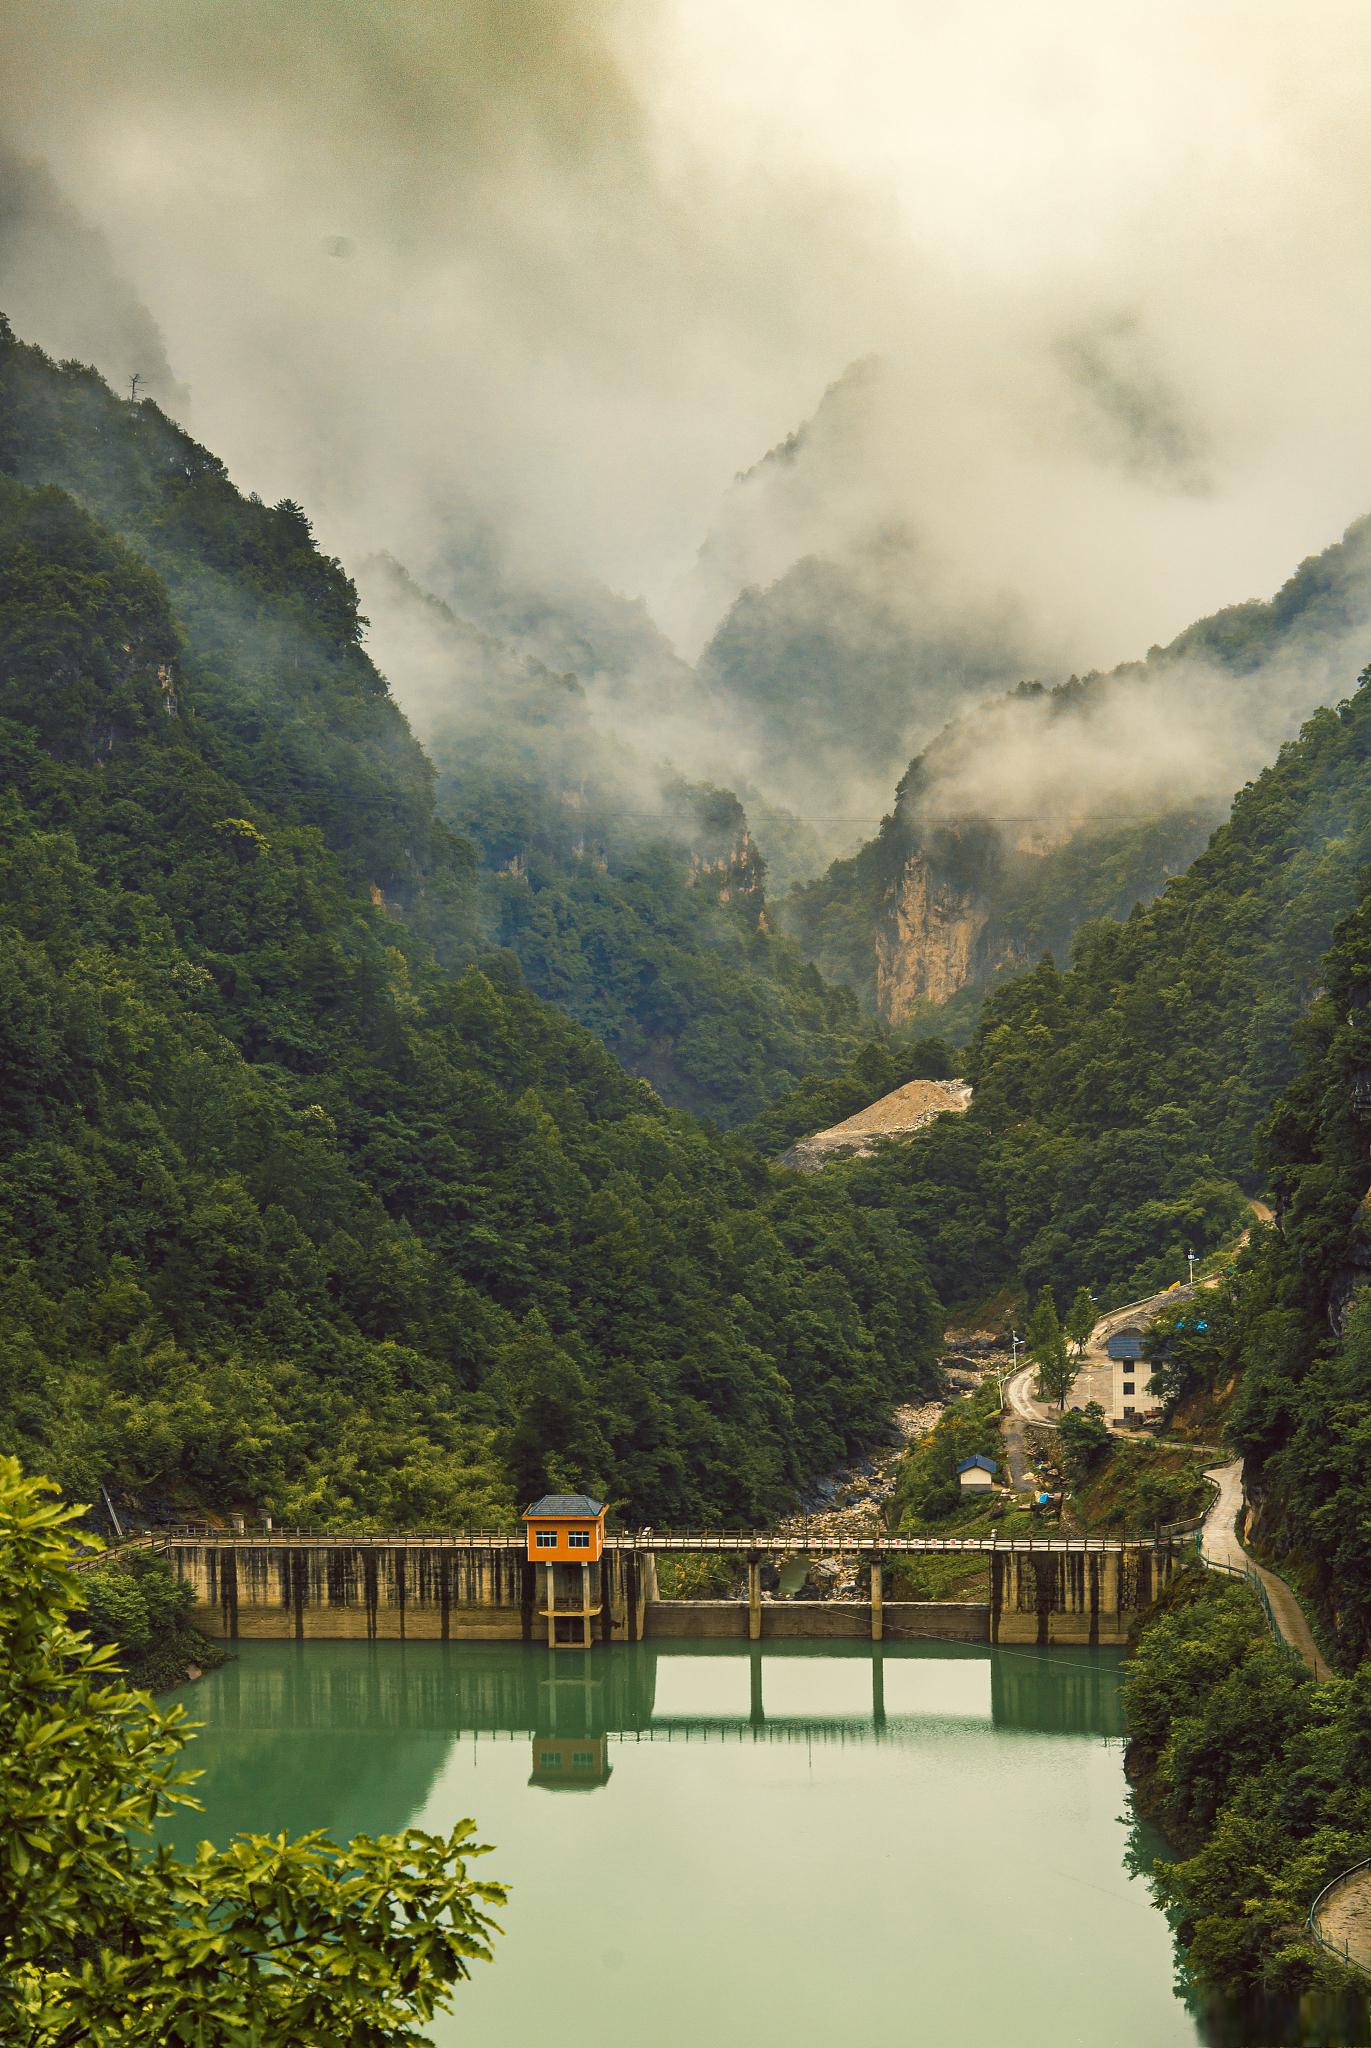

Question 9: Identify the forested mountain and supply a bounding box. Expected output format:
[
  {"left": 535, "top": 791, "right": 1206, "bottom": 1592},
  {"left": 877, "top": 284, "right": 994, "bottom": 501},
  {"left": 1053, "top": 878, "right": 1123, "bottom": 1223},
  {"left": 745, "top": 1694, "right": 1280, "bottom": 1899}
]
[
  {"left": 11, "top": 292, "right": 1371, "bottom": 1551},
  {"left": 1141, "top": 870, "right": 1371, "bottom": 1663},
  {"left": 784, "top": 519, "right": 1371, "bottom": 1025},
  {"left": 1104, "top": 797, "right": 1371, "bottom": 2008},
  {"left": 829, "top": 675, "right": 1371, "bottom": 1308},
  {"left": 0, "top": 317, "right": 944, "bottom": 1529},
  {"left": 360, "top": 555, "right": 880, "bottom": 1127},
  {"left": 696, "top": 548, "right": 1019, "bottom": 830}
]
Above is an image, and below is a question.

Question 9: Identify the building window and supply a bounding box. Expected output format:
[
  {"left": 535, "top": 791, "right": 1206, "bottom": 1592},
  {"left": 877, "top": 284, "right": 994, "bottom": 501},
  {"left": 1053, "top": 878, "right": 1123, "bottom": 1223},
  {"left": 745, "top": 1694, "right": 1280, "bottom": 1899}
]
[
  {"left": 567, "top": 1530, "right": 591, "bottom": 1549},
  {"left": 535, "top": 1530, "right": 557, "bottom": 1549},
  {"left": 1123, "top": 1381, "right": 1134, "bottom": 1395},
  {"left": 572, "top": 1751, "right": 595, "bottom": 1768},
  {"left": 1123, "top": 1407, "right": 1134, "bottom": 1419}
]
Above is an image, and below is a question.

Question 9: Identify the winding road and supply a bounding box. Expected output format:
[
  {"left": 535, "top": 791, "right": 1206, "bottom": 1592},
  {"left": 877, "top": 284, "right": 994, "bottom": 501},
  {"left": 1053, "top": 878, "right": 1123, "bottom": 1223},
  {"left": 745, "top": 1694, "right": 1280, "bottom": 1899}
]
[
  {"left": 1001, "top": 1276, "right": 1328, "bottom": 1684},
  {"left": 1002, "top": 1271, "right": 1235, "bottom": 1487},
  {"left": 1200, "top": 1457, "right": 1332, "bottom": 1680}
]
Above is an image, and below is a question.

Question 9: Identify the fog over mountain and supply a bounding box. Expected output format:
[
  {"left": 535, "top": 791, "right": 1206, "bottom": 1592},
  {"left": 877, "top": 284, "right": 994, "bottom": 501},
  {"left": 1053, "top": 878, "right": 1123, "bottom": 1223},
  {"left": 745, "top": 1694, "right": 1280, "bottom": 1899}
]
[{"left": 7, "top": 1, "right": 1371, "bottom": 852}]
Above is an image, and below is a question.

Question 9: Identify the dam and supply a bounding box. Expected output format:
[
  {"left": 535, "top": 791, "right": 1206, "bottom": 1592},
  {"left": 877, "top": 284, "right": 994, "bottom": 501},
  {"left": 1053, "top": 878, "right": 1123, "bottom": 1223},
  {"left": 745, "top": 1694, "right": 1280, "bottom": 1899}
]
[{"left": 139, "top": 1524, "right": 1195, "bottom": 1648}]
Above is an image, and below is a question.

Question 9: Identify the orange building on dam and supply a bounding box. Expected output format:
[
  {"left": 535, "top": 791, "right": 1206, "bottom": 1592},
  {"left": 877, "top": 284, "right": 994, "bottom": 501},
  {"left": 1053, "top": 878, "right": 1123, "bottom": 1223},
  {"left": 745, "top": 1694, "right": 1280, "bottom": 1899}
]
[
  {"left": 523, "top": 1493, "right": 609, "bottom": 1647},
  {"left": 522, "top": 1493, "right": 608, "bottom": 1564}
]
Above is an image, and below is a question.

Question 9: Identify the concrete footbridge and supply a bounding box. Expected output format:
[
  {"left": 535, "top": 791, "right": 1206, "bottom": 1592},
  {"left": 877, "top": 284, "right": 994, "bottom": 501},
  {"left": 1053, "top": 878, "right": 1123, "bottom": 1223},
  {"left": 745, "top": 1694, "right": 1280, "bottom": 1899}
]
[{"left": 103, "top": 1518, "right": 1200, "bottom": 1653}]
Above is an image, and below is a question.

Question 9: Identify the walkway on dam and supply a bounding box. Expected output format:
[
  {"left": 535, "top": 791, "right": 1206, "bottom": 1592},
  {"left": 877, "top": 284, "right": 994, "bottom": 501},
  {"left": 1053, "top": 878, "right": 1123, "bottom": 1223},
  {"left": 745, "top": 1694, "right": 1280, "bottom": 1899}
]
[{"left": 118, "top": 1523, "right": 1192, "bottom": 1558}]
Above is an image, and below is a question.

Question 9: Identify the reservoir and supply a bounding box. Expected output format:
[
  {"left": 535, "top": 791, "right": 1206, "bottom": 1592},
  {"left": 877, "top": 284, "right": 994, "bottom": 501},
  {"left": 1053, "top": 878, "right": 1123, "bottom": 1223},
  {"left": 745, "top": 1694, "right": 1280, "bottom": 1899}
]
[{"left": 160, "top": 1637, "right": 1203, "bottom": 2048}]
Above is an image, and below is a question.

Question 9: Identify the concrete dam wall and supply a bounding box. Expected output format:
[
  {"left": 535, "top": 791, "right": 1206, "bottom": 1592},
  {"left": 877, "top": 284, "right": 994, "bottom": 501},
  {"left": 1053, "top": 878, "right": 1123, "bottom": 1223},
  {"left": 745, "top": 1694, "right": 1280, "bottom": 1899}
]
[
  {"left": 164, "top": 1535, "right": 1187, "bottom": 1648},
  {"left": 169, "top": 1539, "right": 656, "bottom": 1646},
  {"left": 989, "top": 1544, "right": 1181, "bottom": 1645}
]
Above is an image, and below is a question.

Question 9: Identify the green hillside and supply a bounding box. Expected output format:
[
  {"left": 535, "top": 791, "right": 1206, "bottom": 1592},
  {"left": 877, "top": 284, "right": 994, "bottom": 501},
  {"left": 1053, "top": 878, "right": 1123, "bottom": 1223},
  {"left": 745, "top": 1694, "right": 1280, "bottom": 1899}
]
[
  {"left": 364, "top": 556, "right": 881, "bottom": 1127},
  {"left": 0, "top": 319, "right": 943, "bottom": 1529},
  {"left": 834, "top": 676, "right": 1371, "bottom": 1308},
  {"left": 1138, "top": 869, "right": 1371, "bottom": 1661}
]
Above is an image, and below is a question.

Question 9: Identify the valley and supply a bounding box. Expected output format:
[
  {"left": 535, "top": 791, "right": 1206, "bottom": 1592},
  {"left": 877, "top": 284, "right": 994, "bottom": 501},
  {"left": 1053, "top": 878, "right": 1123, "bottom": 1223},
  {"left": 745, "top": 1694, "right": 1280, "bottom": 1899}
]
[{"left": 8, "top": 129, "right": 1371, "bottom": 2038}]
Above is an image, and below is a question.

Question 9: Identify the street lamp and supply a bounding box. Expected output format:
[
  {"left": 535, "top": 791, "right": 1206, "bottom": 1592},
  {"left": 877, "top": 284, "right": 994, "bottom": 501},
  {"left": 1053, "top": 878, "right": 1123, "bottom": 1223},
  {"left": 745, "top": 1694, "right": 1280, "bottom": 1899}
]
[{"left": 1186, "top": 1249, "right": 1197, "bottom": 1286}]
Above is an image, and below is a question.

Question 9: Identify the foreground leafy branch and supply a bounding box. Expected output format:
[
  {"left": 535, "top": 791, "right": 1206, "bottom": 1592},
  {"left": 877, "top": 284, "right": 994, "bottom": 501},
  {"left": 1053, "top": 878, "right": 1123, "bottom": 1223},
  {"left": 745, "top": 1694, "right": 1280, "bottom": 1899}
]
[{"left": 0, "top": 1458, "right": 506, "bottom": 2045}]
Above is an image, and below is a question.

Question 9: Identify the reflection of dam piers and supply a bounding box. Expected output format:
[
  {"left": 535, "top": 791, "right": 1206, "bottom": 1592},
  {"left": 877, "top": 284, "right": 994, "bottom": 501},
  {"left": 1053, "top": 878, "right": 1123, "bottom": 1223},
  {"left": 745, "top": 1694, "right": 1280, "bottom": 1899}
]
[
  {"left": 183, "top": 1636, "right": 1130, "bottom": 1810},
  {"left": 152, "top": 1527, "right": 1192, "bottom": 1649}
]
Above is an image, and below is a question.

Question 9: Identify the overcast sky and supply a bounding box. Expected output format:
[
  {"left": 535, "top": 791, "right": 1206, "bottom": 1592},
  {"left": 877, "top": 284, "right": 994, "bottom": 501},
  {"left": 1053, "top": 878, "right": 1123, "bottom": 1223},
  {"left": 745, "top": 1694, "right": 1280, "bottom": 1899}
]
[{"left": 6, "top": 0, "right": 1371, "bottom": 670}]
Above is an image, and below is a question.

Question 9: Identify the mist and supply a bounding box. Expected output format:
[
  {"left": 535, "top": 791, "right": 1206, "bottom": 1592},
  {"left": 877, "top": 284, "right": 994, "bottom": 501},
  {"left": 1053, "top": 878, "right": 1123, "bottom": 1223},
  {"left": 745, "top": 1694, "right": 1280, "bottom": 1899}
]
[
  {"left": 7, "top": 0, "right": 1371, "bottom": 858},
  {"left": 905, "top": 645, "right": 1352, "bottom": 855}
]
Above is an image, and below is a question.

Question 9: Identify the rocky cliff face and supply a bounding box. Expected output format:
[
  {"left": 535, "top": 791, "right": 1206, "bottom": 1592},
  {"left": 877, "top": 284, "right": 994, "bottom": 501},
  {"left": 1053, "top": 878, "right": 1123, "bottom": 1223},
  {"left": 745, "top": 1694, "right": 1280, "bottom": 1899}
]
[
  {"left": 874, "top": 854, "right": 985, "bottom": 1018},
  {"left": 872, "top": 852, "right": 1030, "bottom": 1023},
  {"left": 687, "top": 824, "right": 766, "bottom": 910}
]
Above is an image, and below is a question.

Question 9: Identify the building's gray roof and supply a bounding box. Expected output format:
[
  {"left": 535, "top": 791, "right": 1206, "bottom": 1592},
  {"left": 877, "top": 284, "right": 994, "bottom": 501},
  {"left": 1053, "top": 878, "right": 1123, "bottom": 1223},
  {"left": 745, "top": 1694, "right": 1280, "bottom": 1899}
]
[
  {"left": 955, "top": 1454, "right": 997, "bottom": 1476},
  {"left": 523, "top": 1494, "right": 606, "bottom": 1519},
  {"left": 1106, "top": 1327, "right": 1146, "bottom": 1357}
]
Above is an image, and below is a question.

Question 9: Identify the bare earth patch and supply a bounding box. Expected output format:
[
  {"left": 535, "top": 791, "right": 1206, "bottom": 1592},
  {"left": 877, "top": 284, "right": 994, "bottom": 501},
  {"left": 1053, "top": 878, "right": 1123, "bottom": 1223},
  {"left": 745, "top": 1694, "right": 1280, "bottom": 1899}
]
[{"left": 780, "top": 1078, "right": 972, "bottom": 1170}]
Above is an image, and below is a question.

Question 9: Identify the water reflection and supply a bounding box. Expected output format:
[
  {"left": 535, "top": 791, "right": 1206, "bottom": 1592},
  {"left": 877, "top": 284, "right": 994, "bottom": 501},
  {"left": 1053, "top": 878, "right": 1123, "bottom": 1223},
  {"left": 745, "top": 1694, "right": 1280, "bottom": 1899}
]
[
  {"left": 528, "top": 1666, "right": 613, "bottom": 1790},
  {"left": 188, "top": 1638, "right": 1125, "bottom": 1744},
  {"left": 168, "top": 1638, "right": 1125, "bottom": 1841},
  {"left": 159, "top": 1640, "right": 1368, "bottom": 2048}
]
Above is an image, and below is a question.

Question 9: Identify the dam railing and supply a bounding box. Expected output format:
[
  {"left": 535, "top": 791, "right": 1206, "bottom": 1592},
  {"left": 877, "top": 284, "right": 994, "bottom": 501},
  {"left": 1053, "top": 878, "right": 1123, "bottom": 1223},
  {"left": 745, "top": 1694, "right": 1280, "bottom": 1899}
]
[{"left": 80, "top": 1522, "right": 1197, "bottom": 1562}]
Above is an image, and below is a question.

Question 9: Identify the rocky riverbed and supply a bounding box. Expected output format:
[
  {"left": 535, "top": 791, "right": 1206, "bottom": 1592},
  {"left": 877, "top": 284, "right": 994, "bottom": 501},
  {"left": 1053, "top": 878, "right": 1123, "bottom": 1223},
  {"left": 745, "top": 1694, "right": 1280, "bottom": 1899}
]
[
  {"left": 660, "top": 1346, "right": 1006, "bottom": 1602},
  {"left": 780, "top": 1397, "right": 948, "bottom": 1597}
]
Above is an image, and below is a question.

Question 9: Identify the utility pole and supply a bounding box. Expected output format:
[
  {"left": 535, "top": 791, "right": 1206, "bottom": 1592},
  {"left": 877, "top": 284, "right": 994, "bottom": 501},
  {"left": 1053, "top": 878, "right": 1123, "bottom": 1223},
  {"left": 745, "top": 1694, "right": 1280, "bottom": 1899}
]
[{"left": 1006, "top": 1330, "right": 1023, "bottom": 1407}]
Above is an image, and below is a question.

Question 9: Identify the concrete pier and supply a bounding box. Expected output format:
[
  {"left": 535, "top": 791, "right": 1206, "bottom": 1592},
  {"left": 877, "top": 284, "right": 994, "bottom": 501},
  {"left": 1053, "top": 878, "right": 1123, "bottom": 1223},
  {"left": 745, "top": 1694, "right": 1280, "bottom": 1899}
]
[{"left": 988, "top": 1543, "right": 1183, "bottom": 1645}]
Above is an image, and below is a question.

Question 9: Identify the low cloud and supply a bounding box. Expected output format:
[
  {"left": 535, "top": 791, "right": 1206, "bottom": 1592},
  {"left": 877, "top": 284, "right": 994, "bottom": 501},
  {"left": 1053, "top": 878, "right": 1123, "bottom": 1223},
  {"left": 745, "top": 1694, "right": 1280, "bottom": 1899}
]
[{"left": 6, "top": 1, "right": 1371, "bottom": 853}]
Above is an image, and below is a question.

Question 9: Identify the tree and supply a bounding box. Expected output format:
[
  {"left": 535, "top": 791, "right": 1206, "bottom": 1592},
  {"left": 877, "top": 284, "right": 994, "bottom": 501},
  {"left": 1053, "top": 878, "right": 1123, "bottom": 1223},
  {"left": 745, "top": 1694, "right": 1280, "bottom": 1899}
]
[
  {"left": 1026, "top": 1284, "right": 1076, "bottom": 1409},
  {"left": 1058, "top": 1401, "right": 1110, "bottom": 1481},
  {"left": 1065, "top": 1285, "right": 1096, "bottom": 1360},
  {"left": 0, "top": 1460, "right": 506, "bottom": 2046}
]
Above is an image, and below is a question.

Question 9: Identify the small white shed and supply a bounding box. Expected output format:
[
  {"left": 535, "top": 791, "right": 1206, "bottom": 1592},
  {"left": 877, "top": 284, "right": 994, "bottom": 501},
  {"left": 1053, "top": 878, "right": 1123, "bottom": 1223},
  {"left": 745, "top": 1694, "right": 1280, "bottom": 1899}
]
[{"left": 956, "top": 1454, "right": 998, "bottom": 1492}]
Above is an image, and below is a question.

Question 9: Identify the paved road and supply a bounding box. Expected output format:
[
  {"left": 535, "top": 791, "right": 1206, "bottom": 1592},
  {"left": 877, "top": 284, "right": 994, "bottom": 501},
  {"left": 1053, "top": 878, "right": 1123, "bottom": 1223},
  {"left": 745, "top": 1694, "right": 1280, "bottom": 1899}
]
[
  {"left": 1004, "top": 1272, "right": 1226, "bottom": 1448},
  {"left": 1203, "top": 1437, "right": 1361, "bottom": 1970},
  {"left": 1002, "top": 1381, "right": 1034, "bottom": 1491},
  {"left": 1199, "top": 1458, "right": 1246, "bottom": 1571},
  {"left": 1314, "top": 1867, "right": 1371, "bottom": 1973},
  {"left": 1201, "top": 1458, "right": 1333, "bottom": 1680}
]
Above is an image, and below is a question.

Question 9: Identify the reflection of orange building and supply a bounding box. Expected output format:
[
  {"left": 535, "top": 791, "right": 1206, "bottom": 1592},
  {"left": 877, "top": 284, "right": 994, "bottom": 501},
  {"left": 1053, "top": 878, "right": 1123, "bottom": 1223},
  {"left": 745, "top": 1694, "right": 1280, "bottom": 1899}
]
[
  {"left": 529, "top": 1734, "right": 612, "bottom": 1790},
  {"left": 522, "top": 1494, "right": 607, "bottom": 1563},
  {"left": 529, "top": 1661, "right": 612, "bottom": 1791}
]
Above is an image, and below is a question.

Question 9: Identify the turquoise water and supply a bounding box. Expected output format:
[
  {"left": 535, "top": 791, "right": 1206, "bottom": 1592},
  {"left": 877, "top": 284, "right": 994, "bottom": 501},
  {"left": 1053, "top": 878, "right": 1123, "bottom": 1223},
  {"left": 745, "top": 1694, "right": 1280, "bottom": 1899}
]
[{"left": 160, "top": 1638, "right": 1204, "bottom": 2048}]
